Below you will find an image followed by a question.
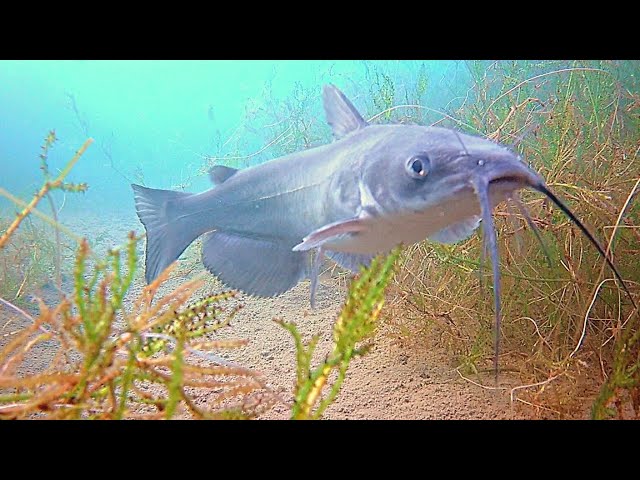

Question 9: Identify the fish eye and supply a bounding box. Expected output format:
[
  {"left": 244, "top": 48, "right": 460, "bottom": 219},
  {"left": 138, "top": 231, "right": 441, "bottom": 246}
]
[{"left": 406, "top": 154, "right": 430, "bottom": 179}]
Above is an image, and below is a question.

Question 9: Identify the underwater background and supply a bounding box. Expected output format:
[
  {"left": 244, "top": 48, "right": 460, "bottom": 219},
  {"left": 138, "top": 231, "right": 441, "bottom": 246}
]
[
  {"left": 0, "top": 60, "right": 463, "bottom": 215},
  {"left": 1, "top": 60, "right": 639, "bottom": 419}
]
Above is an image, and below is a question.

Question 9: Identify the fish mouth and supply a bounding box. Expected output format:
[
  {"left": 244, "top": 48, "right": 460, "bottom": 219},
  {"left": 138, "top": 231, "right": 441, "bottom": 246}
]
[
  {"left": 476, "top": 153, "right": 545, "bottom": 194},
  {"left": 487, "top": 163, "right": 543, "bottom": 190},
  {"left": 485, "top": 172, "right": 542, "bottom": 206},
  {"left": 488, "top": 176, "right": 531, "bottom": 196},
  {"left": 489, "top": 175, "right": 532, "bottom": 187}
]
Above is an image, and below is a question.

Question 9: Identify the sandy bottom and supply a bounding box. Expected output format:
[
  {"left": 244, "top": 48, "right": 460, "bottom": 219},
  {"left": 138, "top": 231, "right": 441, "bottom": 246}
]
[
  {"left": 216, "top": 279, "right": 528, "bottom": 420},
  {"left": 2, "top": 211, "right": 554, "bottom": 420}
]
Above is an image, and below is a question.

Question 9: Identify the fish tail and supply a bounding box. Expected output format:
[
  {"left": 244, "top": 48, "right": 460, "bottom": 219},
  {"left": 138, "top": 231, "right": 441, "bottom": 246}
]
[{"left": 132, "top": 184, "right": 199, "bottom": 283}]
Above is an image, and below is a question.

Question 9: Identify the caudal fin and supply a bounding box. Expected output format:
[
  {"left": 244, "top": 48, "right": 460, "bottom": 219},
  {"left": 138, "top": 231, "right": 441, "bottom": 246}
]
[{"left": 132, "top": 184, "right": 198, "bottom": 283}]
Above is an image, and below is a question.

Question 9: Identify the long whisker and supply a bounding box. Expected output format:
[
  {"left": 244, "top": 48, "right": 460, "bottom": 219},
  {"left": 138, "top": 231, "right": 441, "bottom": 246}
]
[
  {"left": 505, "top": 198, "right": 525, "bottom": 253},
  {"left": 477, "top": 181, "right": 501, "bottom": 382},
  {"left": 453, "top": 130, "right": 470, "bottom": 156},
  {"left": 309, "top": 246, "right": 324, "bottom": 309},
  {"left": 510, "top": 121, "right": 539, "bottom": 149},
  {"left": 478, "top": 236, "right": 487, "bottom": 290},
  {"left": 535, "top": 184, "right": 637, "bottom": 310},
  {"left": 510, "top": 194, "right": 553, "bottom": 268}
]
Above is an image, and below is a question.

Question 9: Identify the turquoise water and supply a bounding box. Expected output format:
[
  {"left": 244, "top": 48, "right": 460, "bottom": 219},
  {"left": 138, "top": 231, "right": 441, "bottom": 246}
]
[{"left": 0, "top": 60, "right": 462, "bottom": 215}]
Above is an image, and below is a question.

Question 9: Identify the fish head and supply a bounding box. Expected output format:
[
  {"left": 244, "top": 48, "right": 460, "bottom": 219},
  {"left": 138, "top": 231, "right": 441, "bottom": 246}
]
[{"left": 361, "top": 125, "right": 544, "bottom": 219}]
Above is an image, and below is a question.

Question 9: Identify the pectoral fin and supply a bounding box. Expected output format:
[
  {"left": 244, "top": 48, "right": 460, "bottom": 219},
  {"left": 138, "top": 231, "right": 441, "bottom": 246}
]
[{"left": 292, "top": 217, "right": 368, "bottom": 252}]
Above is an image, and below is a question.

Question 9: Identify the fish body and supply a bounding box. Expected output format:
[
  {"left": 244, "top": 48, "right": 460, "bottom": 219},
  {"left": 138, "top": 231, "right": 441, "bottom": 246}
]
[
  {"left": 167, "top": 124, "right": 522, "bottom": 250},
  {"left": 133, "top": 87, "right": 540, "bottom": 297}
]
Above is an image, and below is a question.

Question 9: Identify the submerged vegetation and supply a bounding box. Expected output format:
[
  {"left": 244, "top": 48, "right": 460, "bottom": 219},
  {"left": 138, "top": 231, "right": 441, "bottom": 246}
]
[
  {"left": 280, "top": 247, "right": 400, "bottom": 420},
  {"left": 0, "top": 139, "right": 272, "bottom": 419},
  {"left": 0, "top": 234, "right": 276, "bottom": 419},
  {"left": 0, "top": 132, "right": 89, "bottom": 306},
  {"left": 0, "top": 134, "right": 397, "bottom": 418}
]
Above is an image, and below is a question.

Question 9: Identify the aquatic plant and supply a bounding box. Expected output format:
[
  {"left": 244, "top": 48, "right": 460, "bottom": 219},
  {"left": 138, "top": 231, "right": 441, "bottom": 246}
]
[
  {"left": 0, "top": 216, "right": 56, "bottom": 306},
  {"left": 199, "top": 75, "right": 336, "bottom": 177},
  {"left": 0, "top": 230, "right": 400, "bottom": 419},
  {"left": 591, "top": 294, "right": 640, "bottom": 419},
  {"left": 0, "top": 234, "right": 275, "bottom": 419},
  {"left": 279, "top": 247, "right": 400, "bottom": 420},
  {"left": 365, "top": 66, "right": 395, "bottom": 121},
  {"left": 0, "top": 131, "right": 90, "bottom": 248},
  {"left": 0, "top": 138, "right": 276, "bottom": 419},
  {"left": 0, "top": 132, "right": 89, "bottom": 305},
  {"left": 66, "top": 93, "right": 132, "bottom": 185}
]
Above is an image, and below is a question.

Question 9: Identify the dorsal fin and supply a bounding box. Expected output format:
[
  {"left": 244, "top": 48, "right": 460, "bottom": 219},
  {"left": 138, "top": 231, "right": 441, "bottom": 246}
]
[
  {"left": 323, "top": 84, "right": 368, "bottom": 139},
  {"left": 209, "top": 165, "right": 238, "bottom": 185}
]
